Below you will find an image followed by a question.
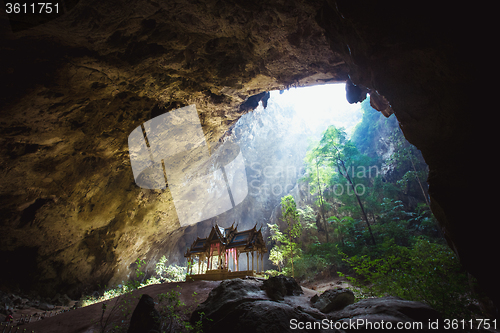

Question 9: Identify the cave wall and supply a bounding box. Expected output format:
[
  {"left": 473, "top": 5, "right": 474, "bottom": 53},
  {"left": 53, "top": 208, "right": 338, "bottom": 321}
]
[
  {"left": 0, "top": 0, "right": 493, "bottom": 308},
  {"left": 0, "top": 0, "right": 346, "bottom": 297}
]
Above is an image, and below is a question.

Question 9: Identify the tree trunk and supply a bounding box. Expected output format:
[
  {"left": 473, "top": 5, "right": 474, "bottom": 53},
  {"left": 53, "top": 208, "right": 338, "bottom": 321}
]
[
  {"left": 289, "top": 234, "right": 294, "bottom": 278},
  {"left": 340, "top": 160, "right": 376, "bottom": 246},
  {"left": 316, "top": 158, "right": 329, "bottom": 243},
  {"left": 409, "top": 155, "right": 431, "bottom": 207}
]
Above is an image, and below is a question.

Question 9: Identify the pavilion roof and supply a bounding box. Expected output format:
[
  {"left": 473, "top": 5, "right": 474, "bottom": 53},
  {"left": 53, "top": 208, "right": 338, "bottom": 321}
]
[{"left": 184, "top": 223, "right": 266, "bottom": 257}]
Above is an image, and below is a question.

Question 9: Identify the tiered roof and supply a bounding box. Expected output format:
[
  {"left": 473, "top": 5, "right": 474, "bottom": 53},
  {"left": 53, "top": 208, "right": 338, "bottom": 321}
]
[{"left": 185, "top": 223, "right": 266, "bottom": 257}]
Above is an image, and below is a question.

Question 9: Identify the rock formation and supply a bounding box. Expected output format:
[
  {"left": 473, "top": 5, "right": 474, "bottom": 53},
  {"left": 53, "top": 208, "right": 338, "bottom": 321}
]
[
  {"left": 127, "top": 294, "right": 161, "bottom": 333},
  {"left": 311, "top": 288, "right": 354, "bottom": 313},
  {"left": 0, "top": 0, "right": 493, "bottom": 312},
  {"left": 191, "top": 277, "right": 442, "bottom": 333}
]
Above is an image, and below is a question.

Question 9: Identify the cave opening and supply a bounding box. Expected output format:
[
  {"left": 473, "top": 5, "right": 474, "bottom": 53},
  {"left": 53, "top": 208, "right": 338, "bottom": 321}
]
[{"left": 193, "top": 82, "right": 488, "bottom": 321}]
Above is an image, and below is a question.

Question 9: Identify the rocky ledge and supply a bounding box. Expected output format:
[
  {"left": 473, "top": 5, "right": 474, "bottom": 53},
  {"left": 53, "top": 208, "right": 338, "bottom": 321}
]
[{"left": 189, "top": 276, "right": 445, "bottom": 333}]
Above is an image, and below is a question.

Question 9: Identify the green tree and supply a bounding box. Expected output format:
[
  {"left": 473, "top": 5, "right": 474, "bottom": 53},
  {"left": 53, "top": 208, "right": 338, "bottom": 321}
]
[
  {"left": 268, "top": 195, "right": 302, "bottom": 278},
  {"left": 343, "top": 238, "right": 474, "bottom": 319},
  {"left": 328, "top": 216, "right": 355, "bottom": 246},
  {"left": 269, "top": 247, "right": 285, "bottom": 272},
  {"left": 307, "top": 126, "right": 376, "bottom": 245},
  {"left": 389, "top": 128, "right": 430, "bottom": 207},
  {"left": 302, "top": 149, "right": 334, "bottom": 242}
]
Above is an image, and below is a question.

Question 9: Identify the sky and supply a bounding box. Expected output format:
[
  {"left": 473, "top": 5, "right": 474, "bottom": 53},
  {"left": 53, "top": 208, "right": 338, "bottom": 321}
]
[{"left": 268, "top": 83, "right": 363, "bottom": 139}]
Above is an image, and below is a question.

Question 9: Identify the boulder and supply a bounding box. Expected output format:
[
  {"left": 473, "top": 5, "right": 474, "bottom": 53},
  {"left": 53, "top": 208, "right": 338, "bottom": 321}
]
[
  {"left": 190, "top": 278, "right": 268, "bottom": 325},
  {"left": 191, "top": 279, "right": 446, "bottom": 333},
  {"left": 327, "top": 296, "right": 441, "bottom": 332},
  {"left": 11, "top": 295, "right": 22, "bottom": 305},
  {"left": 282, "top": 275, "right": 303, "bottom": 295},
  {"left": 261, "top": 275, "right": 303, "bottom": 301},
  {"left": 127, "top": 294, "right": 161, "bottom": 333},
  {"left": 53, "top": 294, "right": 72, "bottom": 306},
  {"left": 311, "top": 288, "right": 355, "bottom": 313},
  {"left": 261, "top": 276, "right": 286, "bottom": 301},
  {"left": 207, "top": 300, "right": 332, "bottom": 333},
  {"left": 1, "top": 294, "right": 13, "bottom": 314},
  {"left": 262, "top": 275, "right": 303, "bottom": 301},
  {"left": 38, "top": 302, "right": 55, "bottom": 311},
  {"left": 28, "top": 300, "right": 40, "bottom": 308},
  {"left": 191, "top": 278, "right": 332, "bottom": 333}
]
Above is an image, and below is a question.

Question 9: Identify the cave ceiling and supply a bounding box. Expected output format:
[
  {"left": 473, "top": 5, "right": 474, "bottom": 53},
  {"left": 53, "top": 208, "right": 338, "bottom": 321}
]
[{"left": 0, "top": 0, "right": 493, "bottom": 309}]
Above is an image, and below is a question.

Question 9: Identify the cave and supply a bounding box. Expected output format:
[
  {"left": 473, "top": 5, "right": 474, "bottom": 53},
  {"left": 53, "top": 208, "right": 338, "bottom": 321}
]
[{"left": 0, "top": 0, "right": 494, "bottom": 330}]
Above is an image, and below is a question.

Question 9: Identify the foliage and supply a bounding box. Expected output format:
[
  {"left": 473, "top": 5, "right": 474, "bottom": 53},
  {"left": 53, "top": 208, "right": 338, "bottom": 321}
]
[
  {"left": 79, "top": 259, "right": 207, "bottom": 333},
  {"left": 328, "top": 216, "right": 355, "bottom": 245},
  {"left": 372, "top": 198, "right": 441, "bottom": 248},
  {"left": 297, "top": 205, "right": 317, "bottom": 230},
  {"left": 343, "top": 238, "right": 478, "bottom": 319},
  {"left": 80, "top": 257, "right": 187, "bottom": 308},
  {"left": 95, "top": 258, "right": 147, "bottom": 332},
  {"left": 264, "top": 95, "right": 482, "bottom": 320},
  {"left": 293, "top": 242, "right": 343, "bottom": 280},
  {"left": 268, "top": 195, "right": 303, "bottom": 277},
  {"left": 155, "top": 255, "right": 187, "bottom": 282},
  {"left": 302, "top": 125, "right": 377, "bottom": 245},
  {"left": 351, "top": 97, "right": 398, "bottom": 157},
  {"left": 388, "top": 127, "right": 430, "bottom": 205},
  {"left": 143, "top": 286, "right": 209, "bottom": 333},
  {"left": 268, "top": 246, "right": 285, "bottom": 272},
  {"left": 156, "top": 286, "right": 192, "bottom": 333},
  {"left": 293, "top": 253, "right": 328, "bottom": 280},
  {"left": 264, "top": 269, "right": 282, "bottom": 277}
]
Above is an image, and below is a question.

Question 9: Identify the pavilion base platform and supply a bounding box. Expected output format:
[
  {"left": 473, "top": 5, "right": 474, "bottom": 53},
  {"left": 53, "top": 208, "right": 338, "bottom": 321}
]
[{"left": 186, "top": 269, "right": 258, "bottom": 281}]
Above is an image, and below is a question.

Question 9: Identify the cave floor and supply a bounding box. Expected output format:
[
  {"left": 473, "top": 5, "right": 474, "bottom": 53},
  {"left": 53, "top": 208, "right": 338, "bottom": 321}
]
[
  {"left": 11, "top": 276, "right": 354, "bottom": 333},
  {"left": 15, "top": 280, "right": 220, "bottom": 333}
]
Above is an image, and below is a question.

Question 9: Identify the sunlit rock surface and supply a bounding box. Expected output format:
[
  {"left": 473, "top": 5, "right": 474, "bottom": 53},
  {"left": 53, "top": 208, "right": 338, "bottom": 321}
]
[
  {"left": 0, "top": 0, "right": 490, "bottom": 309},
  {"left": 0, "top": 0, "right": 345, "bottom": 298}
]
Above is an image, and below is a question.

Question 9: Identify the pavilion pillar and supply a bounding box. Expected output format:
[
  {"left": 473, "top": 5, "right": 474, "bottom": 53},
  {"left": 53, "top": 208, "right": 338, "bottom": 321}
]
[
  {"left": 232, "top": 250, "right": 235, "bottom": 272},
  {"left": 198, "top": 258, "right": 201, "bottom": 274},
  {"left": 236, "top": 249, "right": 239, "bottom": 272},
  {"left": 246, "top": 252, "right": 249, "bottom": 272},
  {"left": 261, "top": 253, "right": 264, "bottom": 273},
  {"left": 252, "top": 251, "right": 254, "bottom": 272}
]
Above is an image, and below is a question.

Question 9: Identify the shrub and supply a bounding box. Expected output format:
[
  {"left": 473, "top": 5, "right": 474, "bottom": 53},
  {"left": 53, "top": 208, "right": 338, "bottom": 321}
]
[
  {"left": 155, "top": 255, "right": 187, "bottom": 282},
  {"left": 79, "top": 257, "right": 187, "bottom": 308},
  {"left": 343, "top": 238, "right": 478, "bottom": 319},
  {"left": 293, "top": 242, "right": 342, "bottom": 280}
]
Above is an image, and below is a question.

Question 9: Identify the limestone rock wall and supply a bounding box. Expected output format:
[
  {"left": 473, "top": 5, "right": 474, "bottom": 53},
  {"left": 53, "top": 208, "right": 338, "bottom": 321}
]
[{"left": 0, "top": 0, "right": 345, "bottom": 297}]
